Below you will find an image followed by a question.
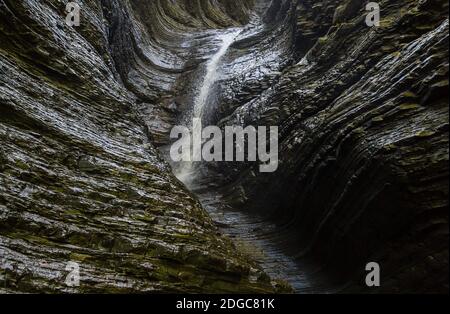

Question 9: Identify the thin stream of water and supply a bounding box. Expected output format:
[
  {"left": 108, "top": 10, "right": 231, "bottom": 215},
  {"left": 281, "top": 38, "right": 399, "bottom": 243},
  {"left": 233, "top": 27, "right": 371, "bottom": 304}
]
[
  {"left": 174, "top": 30, "right": 241, "bottom": 184},
  {"left": 171, "top": 29, "right": 332, "bottom": 293}
]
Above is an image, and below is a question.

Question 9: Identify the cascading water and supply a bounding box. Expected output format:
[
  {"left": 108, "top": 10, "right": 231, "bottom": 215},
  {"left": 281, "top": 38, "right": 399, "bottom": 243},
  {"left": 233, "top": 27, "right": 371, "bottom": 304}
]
[
  {"left": 171, "top": 22, "right": 332, "bottom": 293},
  {"left": 175, "top": 30, "right": 241, "bottom": 184}
]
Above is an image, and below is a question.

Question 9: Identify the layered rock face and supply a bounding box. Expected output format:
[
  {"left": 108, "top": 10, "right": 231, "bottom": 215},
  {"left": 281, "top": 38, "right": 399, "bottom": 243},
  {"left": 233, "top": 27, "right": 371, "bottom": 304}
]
[
  {"left": 0, "top": 0, "right": 448, "bottom": 294},
  {"left": 0, "top": 0, "right": 284, "bottom": 293},
  {"left": 213, "top": 0, "right": 449, "bottom": 293},
  {"left": 102, "top": 0, "right": 254, "bottom": 145}
]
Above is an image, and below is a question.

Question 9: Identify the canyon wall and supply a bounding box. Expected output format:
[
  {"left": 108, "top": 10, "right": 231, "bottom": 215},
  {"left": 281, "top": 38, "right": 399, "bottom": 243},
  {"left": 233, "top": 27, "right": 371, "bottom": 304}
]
[
  {"left": 0, "top": 0, "right": 286, "bottom": 293},
  {"left": 215, "top": 0, "right": 449, "bottom": 293},
  {"left": 0, "top": 0, "right": 448, "bottom": 293}
]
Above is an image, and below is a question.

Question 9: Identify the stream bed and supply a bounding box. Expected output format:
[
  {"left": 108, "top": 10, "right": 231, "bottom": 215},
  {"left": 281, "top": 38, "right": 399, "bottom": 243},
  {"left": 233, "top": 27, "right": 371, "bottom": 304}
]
[{"left": 169, "top": 22, "right": 333, "bottom": 292}]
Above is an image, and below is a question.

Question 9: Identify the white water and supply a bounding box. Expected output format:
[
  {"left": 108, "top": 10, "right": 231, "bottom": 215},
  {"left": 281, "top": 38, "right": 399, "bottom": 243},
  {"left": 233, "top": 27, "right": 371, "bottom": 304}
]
[
  {"left": 171, "top": 27, "right": 334, "bottom": 293},
  {"left": 175, "top": 30, "right": 241, "bottom": 184},
  {"left": 193, "top": 31, "right": 240, "bottom": 118}
]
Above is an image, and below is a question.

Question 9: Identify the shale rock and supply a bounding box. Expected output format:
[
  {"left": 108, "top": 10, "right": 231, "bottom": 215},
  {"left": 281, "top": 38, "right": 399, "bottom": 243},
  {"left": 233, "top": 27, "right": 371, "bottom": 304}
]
[
  {"left": 212, "top": 0, "right": 449, "bottom": 293},
  {"left": 0, "top": 0, "right": 282, "bottom": 294}
]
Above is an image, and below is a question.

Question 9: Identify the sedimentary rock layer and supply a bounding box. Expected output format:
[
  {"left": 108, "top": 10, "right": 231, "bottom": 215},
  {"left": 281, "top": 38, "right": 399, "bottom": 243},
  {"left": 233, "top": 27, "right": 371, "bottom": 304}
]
[
  {"left": 0, "top": 0, "right": 283, "bottom": 293},
  {"left": 1, "top": 0, "right": 448, "bottom": 294},
  {"left": 214, "top": 0, "right": 449, "bottom": 293}
]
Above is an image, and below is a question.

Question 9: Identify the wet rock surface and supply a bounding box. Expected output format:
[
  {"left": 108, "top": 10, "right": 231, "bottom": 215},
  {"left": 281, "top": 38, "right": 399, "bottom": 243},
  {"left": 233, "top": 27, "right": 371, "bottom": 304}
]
[
  {"left": 0, "top": 0, "right": 284, "bottom": 293},
  {"left": 1, "top": 0, "right": 449, "bottom": 294},
  {"left": 209, "top": 0, "right": 449, "bottom": 293}
]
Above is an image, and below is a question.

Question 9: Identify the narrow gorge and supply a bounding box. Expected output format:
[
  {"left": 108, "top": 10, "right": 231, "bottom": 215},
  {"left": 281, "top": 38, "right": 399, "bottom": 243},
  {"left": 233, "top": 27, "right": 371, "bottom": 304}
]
[{"left": 0, "top": 0, "right": 448, "bottom": 294}]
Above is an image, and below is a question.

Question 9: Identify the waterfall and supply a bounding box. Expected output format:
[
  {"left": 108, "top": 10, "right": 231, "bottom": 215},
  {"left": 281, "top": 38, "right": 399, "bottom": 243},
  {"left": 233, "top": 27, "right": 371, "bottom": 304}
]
[
  {"left": 175, "top": 30, "right": 241, "bottom": 184},
  {"left": 193, "top": 31, "right": 240, "bottom": 119}
]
